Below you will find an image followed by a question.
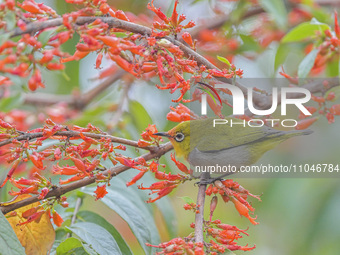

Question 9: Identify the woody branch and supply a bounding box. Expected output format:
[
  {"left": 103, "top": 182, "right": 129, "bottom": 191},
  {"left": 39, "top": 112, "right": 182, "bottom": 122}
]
[
  {"left": 0, "top": 129, "right": 155, "bottom": 151},
  {"left": 0, "top": 142, "right": 173, "bottom": 214}
]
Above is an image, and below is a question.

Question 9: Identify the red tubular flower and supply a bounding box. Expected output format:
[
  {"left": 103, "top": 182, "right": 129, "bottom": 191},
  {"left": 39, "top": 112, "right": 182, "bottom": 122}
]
[
  {"left": 39, "top": 50, "right": 54, "bottom": 64},
  {"left": 70, "top": 157, "right": 86, "bottom": 173},
  {"left": 146, "top": 184, "right": 177, "bottom": 203},
  {"left": 94, "top": 185, "right": 108, "bottom": 200},
  {"left": 137, "top": 140, "right": 151, "bottom": 147},
  {"left": 210, "top": 196, "right": 218, "bottom": 222},
  {"left": 147, "top": 0, "right": 169, "bottom": 24},
  {"left": 97, "top": 35, "right": 119, "bottom": 48},
  {"left": 170, "top": 0, "right": 179, "bottom": 27},
  {"left": 115, "top": 10, "right": 129, "bottom": 21},
  {"left": 154, "top": 171, "right": 182, "bottom": 181},
  {"left": 38, "top": 187, "right": 49, "bottom": 199},
  {"left": 99, "top": 3, "right": 110, "bottom": 14},
  {"left": 141, "top": 62, "right": 157, "bottom": 73},
  {"left": 126, "top": 171, "right": 147, "bottom": 186},
  {"left": 9, "top": 185, "right": 39, "bottom": 196},
  {"left": 61, "top": 50, "right": 89, "bottom": 63},
  {"left": 96, "top": 53, "right": 103, "bottom": 69},
  {"left": 182, "top": 21, "right": 195, "bottom": 29},
  {"left": 22, "top": 207, "right": 39, "bottom": 218},
  {"left": 217, "top": 224, "right": 249, "bottom": 236},
  {"left": 46, "top": 63, "right": 65, "bottom": 70},
  {"left": 115, "top": 156, "right": 135, "bottom": 168},
  {"left": 52, "top": 211, "right": 64, "bottom": 227},
  {"left": 20, "top": 0, "right": 44, "bottom": 14},
  {"left": 170, "top": 154, "right": 190, "bottom": 174},
  {"left": 182, "top": 32, "right": 193, "bottom": 47},
  {"left": 335, "top": 11, "right": 340, "bottom": 38},
  {"left": 0, "top": 159, "right": 20, "bottom": 188},
  {"left": 59, "top": 174, "right": 85, "bottom": 184},
  {"left": 227, "top": 244, "right": 256, "bottom": 251},
  {"left": 139, "top": 180, "right": 177, "bottom": 191},
  {"left": 30, "top": 152, "right": 46, "bottom": 170},
  {"left": 231, "top": 197, "right": 258, "bottom": 225},
  {"left": 52, "top": 164, "right": 81, "bottom": 175},
  {"left": 326, "top": 112, "right": 335, "bottom": 123},
  {"left": 109, "top": 54, "right": 137, "bottom": 75},
  {"left": 19, "top": 210, "right": 45, "bottom": 225},
  {"left": 79, "top": 133, "right": 98, "bottom": 145},
  {"left": 295, "top": 117, "right": 318, "bottom": 130}
]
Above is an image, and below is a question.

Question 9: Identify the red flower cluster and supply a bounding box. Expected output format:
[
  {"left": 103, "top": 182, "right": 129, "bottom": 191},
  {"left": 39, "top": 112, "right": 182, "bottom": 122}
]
[
  {"left": 127, "top": 124, "right": 191, "bottom": 203},
  {"left": 206, "top": 180, "right": 260, "bottom": 225},
  {"left": 206, "top": 220, "right": 256, "bottom": 253},
  {"left": 148, "top": 0, "right": 195, "bottom": 36},
  {"left": 147, "top": 237, "right": 205, "bottom": 255},
  {"left": 167, "top": 103, "right": 199, "bottom": 122},
  {"left": 137, "top": 155, "right": 190, "bottom": 203},
  {"left": 279, "top": 69, "right": 340, "bottom": 129},
  {"left": 147, "top": 221, "right": 255, "bottom": 255},
  {"left": 183, "top": 202, "right": 200, "bottom": 214}
]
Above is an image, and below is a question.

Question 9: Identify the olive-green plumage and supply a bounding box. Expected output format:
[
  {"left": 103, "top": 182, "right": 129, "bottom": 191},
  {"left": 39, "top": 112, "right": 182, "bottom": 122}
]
[{"left": 155, "top": 118, "right": 312, "bottom": 177}]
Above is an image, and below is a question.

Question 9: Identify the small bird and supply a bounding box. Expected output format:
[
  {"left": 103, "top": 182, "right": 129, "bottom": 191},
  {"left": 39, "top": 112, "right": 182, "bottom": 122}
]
[{"left": 154, "top": 117, "right": 312, "bottom": 182}]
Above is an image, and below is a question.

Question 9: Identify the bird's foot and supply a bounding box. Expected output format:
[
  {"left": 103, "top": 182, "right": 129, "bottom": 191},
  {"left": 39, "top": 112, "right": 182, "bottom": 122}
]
[{"left": 194, "top": 177, "right": 224, "bottom": 186}]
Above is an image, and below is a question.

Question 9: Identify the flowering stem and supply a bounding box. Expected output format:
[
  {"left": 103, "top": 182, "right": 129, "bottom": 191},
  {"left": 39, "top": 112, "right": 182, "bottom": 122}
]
[
  {"left": 194, "top": 173, "right": 209, "bottom": 243},
  {"left": 0, "top": 130, "right": 154, "bottom": 151},
  {"left": 0, "top": 142, "right": 173, "bottom": 214},
  {"left": 9, "top": 17, "right": 340, "bottom": 110}
]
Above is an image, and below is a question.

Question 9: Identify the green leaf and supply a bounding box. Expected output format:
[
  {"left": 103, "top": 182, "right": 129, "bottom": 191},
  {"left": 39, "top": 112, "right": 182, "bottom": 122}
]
[
  {"left": 77, "top": 211, "right": 132, "bottom": 255},
  {"left": 298, "top": 49, "right": 318, "bottom": 79},
  {"left": 275, "top": 44, "right": 290, "bottom": 71},
  {"left": 0, "top": 33, "right": 11, "bottom": 46},
  {"left": 154, "top": 197, "right": 178, "bottom": 238},
  {"left": 38, "top": 29, "right": 57, "bottom": 46},
  {"left": 115, "top": 171, "right": 177, "bottom": 239},
  {"left": 5, "top": 11, "right": 16, "bottom": 31},
  {"left": 82, "top": 181, "right": 159, "bottom": 255},
  {"left": 217, "top": 56, "right": 230, "bottom": 67},
  {"left": 114, "top": 32, "right": 128, "bottom": 38},
  {"left": 282, "top": 19, "right": 330, "bottom": 43},
  {"left": 56, "top": 237, "right": 90, "bottom": 255},
  {"left": 198, "top": 87, "right": 217, "bottom": 105},
  {"left": 0, "top": 211, "right": 26, "bottom": 255},
  {"left": 179, "top": 196, "right": 195, "bottom": 204},
  {"left": 326, "top": 57, "right": 339, "bottom": 77},
  {"left": 239, "top": 34, "right": 261, "bottom": 52},
  {"left": 259, "top": 0, "right": 287, "bottom": 28},
  {"left": 0, "top": 93, "right": 23, "bottom": 112},
  {"left": 67, "top": 222, "right": 122, "bottom": 255},
  {"left": 128, "top": 101, "right": 153, "bottom": 133},
  {"left": 122, "top": 172, "right": 177, "bottom": 239}
]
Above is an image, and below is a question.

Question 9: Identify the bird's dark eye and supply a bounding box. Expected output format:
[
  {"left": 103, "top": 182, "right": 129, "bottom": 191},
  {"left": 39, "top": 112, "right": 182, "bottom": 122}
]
[{"left": 175, "top": 132, "right": 185, "bottom": 142}]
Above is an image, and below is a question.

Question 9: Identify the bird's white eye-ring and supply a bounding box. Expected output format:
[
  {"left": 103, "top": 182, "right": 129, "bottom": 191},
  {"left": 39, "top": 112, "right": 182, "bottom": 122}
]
[{"left": 174, "top": 132, "right": 185, "bottom": 142}]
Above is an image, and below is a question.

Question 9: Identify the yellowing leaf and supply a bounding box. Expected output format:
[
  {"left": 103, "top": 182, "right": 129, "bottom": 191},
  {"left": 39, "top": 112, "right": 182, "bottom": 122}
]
[{"left": 5, "top": 195, "right": 55, "bottom": 255}]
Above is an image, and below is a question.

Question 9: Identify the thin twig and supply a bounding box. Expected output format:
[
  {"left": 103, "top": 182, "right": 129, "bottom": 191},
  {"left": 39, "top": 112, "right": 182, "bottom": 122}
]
[
  {"left": 194, "top": 173, "right": 209, "bottom": 243},
  {"left": 24, "top": 70, "right": 125, "bottom": 109},
  {"left": 0, "top": 142, "right": 173, "bottom": 214},
  {"left": 66, "top": 197, "right": 82, "bottom": 238}
]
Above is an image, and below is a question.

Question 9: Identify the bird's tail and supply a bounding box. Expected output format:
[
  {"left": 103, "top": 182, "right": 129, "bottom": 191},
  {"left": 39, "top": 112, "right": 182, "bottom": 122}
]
[{"left": 287, "top": 129, "right": 313, "bottom": 136}]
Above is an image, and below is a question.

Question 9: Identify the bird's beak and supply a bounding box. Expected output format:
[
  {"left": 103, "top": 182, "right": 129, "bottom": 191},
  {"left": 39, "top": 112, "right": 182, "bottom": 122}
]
[{"left": 153, "top": 132, "right": 172, "bottom": 138}]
